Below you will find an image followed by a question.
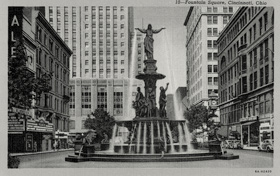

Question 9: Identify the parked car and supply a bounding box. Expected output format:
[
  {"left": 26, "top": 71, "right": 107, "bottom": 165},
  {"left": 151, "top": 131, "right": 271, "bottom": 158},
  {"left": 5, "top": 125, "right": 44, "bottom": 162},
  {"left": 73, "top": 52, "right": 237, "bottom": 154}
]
[
  {"left": 258, "top": 139, "right": 274, "bottom": 152},
  {"left": 223, "top": 140, "right": 243, "bottom": 149}
]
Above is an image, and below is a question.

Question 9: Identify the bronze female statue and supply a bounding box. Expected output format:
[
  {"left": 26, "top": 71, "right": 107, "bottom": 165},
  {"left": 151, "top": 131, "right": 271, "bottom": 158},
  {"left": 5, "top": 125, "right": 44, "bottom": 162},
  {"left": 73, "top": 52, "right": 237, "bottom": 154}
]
[{"left": 135, "top": 24, "right": 165, "bottom": 60}]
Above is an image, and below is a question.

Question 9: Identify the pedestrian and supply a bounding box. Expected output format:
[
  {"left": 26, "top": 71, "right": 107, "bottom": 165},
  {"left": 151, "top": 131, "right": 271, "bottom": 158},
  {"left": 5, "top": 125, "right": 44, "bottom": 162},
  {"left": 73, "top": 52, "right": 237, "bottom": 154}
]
[
  {"left": 159, "top": 138, "right": 165, "bottom": 159},
  {"left": 33, "top": 141, "right": 37, "bottom": 152},
  {"left": 53, "top": 140, "right": 57, "bottom": 151},
  {"left": 57, "top": 140, "right": 60, "bottom": 150}
]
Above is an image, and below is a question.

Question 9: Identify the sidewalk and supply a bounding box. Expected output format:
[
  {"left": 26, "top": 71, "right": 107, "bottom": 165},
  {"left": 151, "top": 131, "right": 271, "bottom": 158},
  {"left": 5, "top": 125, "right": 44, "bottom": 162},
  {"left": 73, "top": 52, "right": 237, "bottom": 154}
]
[
  {"left": 242, "top": 145, "right": 258, "bottom": 151},
  {"left": 10, "top": 148, "right": 74, "bottom": 157}
]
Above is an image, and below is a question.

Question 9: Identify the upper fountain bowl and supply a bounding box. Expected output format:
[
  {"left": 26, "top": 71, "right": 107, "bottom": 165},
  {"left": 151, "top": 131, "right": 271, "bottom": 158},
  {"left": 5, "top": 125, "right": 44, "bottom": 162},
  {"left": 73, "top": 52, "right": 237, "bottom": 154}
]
[{"left": 136, "top": 73, "right": 165, "bottom": 80}]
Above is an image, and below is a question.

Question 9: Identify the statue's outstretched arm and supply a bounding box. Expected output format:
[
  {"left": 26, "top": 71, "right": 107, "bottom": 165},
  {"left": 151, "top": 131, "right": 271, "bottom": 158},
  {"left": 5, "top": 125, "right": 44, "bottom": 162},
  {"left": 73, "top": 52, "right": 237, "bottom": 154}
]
[
  {"left": 135, "top": 28, "right": 146, "bottom": 33},
  {"left": 165, "top": 82, "right": 169, "bottom": 92},
  {"left": 153, "top": 27, "right": 166, "bottom": 34}
]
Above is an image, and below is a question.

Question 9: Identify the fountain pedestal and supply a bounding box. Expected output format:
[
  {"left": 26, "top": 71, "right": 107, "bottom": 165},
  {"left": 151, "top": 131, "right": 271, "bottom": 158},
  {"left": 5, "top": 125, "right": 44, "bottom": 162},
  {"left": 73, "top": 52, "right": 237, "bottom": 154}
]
[{"left": 82, "top": 144, "right": 95, "bottom": 156}]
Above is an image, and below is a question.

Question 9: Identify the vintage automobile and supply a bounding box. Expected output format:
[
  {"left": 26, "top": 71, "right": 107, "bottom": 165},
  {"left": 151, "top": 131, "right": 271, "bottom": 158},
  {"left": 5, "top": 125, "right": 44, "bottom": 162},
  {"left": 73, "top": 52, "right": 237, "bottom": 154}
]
[{"left": 258, "top": 139, "right": 274, "bottom": 152}]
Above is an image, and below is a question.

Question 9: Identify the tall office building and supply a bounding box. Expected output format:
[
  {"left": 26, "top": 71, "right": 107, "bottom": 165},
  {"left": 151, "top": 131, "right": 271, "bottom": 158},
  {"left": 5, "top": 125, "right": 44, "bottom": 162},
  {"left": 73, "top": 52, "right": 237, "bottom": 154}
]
[
  {"left": 45, "top": 6, "right": 134, "bottom": 79},
  {"left": 45, "top": 6, "right": 143, "bottom": 134},
  {"left": 217, "top": 7, "right": 274, "bottom": 148},
  {"left": 184, "top": 6, "right": 238, "bottom": 107}
]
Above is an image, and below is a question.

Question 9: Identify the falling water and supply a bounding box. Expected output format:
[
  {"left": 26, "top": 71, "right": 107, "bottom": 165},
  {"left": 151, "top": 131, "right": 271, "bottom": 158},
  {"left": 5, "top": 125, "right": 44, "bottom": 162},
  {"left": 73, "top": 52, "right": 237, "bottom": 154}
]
[
  {"left": 129, "top": 124, "right": 137, "bottom": 153},
  {"left": 166, "top": 122, "right": 175, "bottom": 153},
  {"left": 184, "top": 122, "right": 193, "bottom": 150},
  {"left": 150, "top": 121, "right": 154, "bottom": 154},
  {"left": 163, "top": 31, "right": 192, "bottom": 151},
  {"left": 126, "top": 32, "right": 138, "bottom": 119},
  {"left": 178, "top": 123, "right": 184, "bottom": 153},
  {"left": 143, "top": 122, "right": 147, "bottom": 154},
  {"left": 157, "top": 121, "right": 161, "bottom": 139},
  {"left": 136, "top": 122, "right": 142, "bottom": 153},
  {"left": 78, "top": 145, "right": 83, "bottom": 158},
  {"left": 119, "top": 123, "right": 125, "bottom": 154},
  {"left": 109, "top": 123, "right": 118, "bottom": 152},
  {"left": 162, "top": 122, "right": 167, "bottom": 151}
]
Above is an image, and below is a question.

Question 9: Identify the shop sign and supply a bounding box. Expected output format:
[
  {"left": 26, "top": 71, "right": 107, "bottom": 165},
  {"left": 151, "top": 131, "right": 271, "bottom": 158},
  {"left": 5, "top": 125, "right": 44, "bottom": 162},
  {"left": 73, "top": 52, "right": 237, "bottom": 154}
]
[
  {"left": 260, "top": 122, "right": 271, "bottom": 133},
  {"left": 8, "top": 7, "right": 23, "bottom": 58},
  {"left": 26, "top": 118, "right": 54, "bottom": 132},
  {"left": 240, "top": 116, "right": 257, "bottom": 122},
  {"left": 8, "top": 117, "right": 25, "bottom": 131},
  {"left": 11, "top": 107, "right": 31, "bottom": 116}
]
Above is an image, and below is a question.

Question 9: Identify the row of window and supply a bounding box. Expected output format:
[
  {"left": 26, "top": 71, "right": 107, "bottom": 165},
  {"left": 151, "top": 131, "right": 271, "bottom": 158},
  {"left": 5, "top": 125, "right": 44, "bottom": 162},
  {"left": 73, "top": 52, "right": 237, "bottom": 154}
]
[
  {"left": 84, "top": 69, "right": 125, "bottom": 74},
  {"left": 248, "top": 65, "right": 270, "bottom": 91},
  {"left": 219, "top": 7, "right": 271, "bottom": 53},
  {"left": 207, "top": 52, "right": 218, "bottom": 60},
  {"left": 207, "top": 40, "right": 217, "bottom": 48},
  {"left": 190, "top": 91, "right": 202, "bottom": 105},
  {"left": 190, "top": 67, "right": 202, "bottom": 85},
  {"left": 220, "top": 83, "right": 237, "bottom": 103},
  {"left": 54, "top": 118, "right": 69, "bottom": 132},
  {"left": 207, "top": 65, "right": 218, "bottom": 73},
  {"left": 220, "top": 64, "right": 270, "bottom": 102},
  {"left": 84, "top": 50, "right": 126, "bottom": 56},
  {"left": 208, "top": 77, "right": 218, "bottom": 85},
  {"left": 220, "top": 104, "right": 241, "bottom": 125},
  {"left": 207, "top": 6, "right": 233, "bottom": 13},
  {"left": 220, "top": 63, "right": 238, "bottom": 86},
  {"left": 37, "top": 93, "right": 68, "bottom": 115},
  {"left": 221, "top": 91, "right": 274, "bottom": 125},
  {"left": 36, "top": 49, "right": 69, "bottom": 85},
  {"left": 88, "top": 41, "right": 126, "bottom": 47},
  {"left": 248, "top": 39, "right": 269, "bottom": 67},
  {"left": 86, "top": 59, "right": 125, "bottom": 65},
  {"left": 36, "top": 26, "right": 70, "bottom": 68},
  {"left": 207, "top": 28, "right": 219, "bottom": 36},
  {"left": 190, "top": 79, "right": 202, "bottom": 95},
  {"left": 207, "top": 16, "right": 218, "bottom": 24}
]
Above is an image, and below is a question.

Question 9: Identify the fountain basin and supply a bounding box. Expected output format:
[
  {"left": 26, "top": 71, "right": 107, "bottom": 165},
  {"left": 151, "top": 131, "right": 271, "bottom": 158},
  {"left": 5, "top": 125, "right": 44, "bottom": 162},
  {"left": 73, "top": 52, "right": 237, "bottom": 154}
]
[{"left": 65, "top": 150, "right": 224, "bottom": 162}]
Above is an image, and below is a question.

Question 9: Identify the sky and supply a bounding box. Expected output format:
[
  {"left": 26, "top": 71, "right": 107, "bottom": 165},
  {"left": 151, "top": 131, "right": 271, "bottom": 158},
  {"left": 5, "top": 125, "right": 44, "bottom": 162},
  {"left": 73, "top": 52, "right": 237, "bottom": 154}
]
[{"left": 133, "top": 7, "right": 189, "bottom": 95}]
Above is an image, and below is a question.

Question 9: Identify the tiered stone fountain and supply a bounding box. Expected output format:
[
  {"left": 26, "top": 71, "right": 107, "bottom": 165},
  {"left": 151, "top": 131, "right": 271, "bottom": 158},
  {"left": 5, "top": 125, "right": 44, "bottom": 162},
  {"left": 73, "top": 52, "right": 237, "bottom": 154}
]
[{"left": 65, "top": 25, "right": 238, "bottom": 162}]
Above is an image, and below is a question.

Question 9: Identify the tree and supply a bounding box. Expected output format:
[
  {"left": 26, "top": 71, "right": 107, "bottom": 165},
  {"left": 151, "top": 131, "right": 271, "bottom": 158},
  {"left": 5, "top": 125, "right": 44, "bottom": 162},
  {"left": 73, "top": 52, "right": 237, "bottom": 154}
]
[
  {"left": 184, "top": 104, "right": 223, "bottom": 141},
  {"left": 184, "top": 104, "right": 208, "bottom": 133},
  {"left": 8, "top": 40, "right": 52, "bottom": 109},
  {"left": 84, "top": 108, "right": 115, "bottom": 143}
]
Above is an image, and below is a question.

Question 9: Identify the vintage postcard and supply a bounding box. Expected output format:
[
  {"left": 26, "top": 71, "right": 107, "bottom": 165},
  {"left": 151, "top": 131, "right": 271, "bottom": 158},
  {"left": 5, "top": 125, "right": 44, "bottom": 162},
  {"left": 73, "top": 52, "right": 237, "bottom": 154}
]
[{"left": 2, "top": 0, "right": 279, "bottom": 176}]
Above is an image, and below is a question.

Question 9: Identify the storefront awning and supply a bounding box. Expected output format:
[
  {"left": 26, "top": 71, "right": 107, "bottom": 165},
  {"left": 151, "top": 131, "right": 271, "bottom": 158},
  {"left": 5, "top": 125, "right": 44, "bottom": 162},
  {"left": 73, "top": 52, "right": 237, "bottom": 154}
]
[{"left": 241, "top": 121, "right": 257, "bottom": 126}]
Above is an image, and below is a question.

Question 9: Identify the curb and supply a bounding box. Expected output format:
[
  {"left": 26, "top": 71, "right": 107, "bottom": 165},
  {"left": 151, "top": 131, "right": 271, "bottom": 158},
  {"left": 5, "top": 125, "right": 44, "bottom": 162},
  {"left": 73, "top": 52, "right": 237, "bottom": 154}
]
[{"left": 10, "top": 149, "right": 74, "bottom": 157}]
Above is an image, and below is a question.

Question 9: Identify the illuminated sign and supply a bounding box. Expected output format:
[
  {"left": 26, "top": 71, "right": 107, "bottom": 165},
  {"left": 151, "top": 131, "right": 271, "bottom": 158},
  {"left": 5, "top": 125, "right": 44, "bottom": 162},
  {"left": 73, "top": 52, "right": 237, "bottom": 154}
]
[{"left": 8, "top": 7, "right": 23, "bottom": 58}]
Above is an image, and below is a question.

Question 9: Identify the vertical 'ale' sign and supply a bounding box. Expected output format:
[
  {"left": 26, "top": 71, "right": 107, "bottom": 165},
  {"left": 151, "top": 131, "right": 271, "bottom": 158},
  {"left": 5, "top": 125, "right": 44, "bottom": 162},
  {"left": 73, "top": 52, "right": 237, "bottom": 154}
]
[{"left": 8, "top": 7, "right": 23, "bottom": 58}]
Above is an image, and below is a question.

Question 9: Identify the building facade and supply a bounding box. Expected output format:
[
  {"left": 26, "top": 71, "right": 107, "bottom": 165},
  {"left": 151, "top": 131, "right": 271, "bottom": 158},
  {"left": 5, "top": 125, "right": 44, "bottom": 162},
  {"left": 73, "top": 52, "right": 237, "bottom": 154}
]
[
  {"left": 45, "top": 6, "right": 134, "bottom": 79},
  {"left": 45, "top": 6, "right": 144, "bottom": 134},
  {"left": 184, "top": 6, "right": 238, "bottom": 108},
  {"left": 68, "top": 78, "right": 143, "bottom": 133},
  {"left": 217, "top": 7, "right": 274, "bottom": 148},
  {"left": 8, "top": 7, "right": 72, "bottom": 153}
]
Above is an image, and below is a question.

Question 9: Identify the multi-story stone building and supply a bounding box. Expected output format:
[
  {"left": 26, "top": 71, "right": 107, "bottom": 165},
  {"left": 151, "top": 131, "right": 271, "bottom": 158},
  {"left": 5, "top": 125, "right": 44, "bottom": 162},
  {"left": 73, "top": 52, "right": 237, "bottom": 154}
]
[
  {"left": 45, "top": 6, "right": 143, "bottom": 134},
  {"left": 184, "top": 6, "right": 238, "bottom": 108},
  {"left": 8, "top": 7, "right": 72, "bottom": 152},
  {"left": 217, "top": 7, "right": 274, "bottom": 149}
]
